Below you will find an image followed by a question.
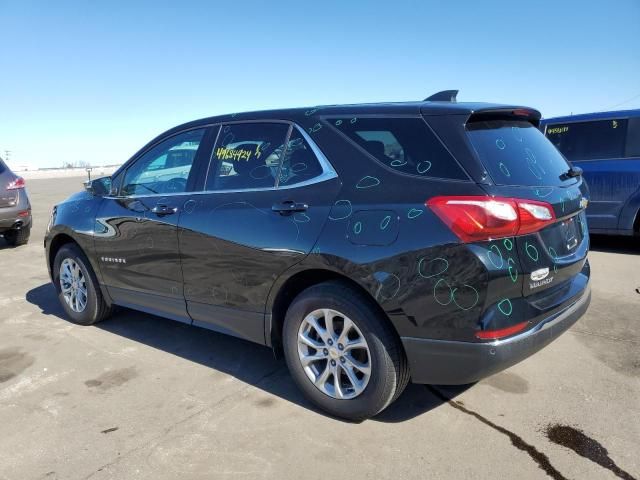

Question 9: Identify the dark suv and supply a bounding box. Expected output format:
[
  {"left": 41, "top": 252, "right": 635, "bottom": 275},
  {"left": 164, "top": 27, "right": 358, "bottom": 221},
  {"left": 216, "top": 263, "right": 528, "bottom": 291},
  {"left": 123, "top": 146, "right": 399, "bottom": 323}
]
[
  {"left": 45, "top": 92, "right": 591, "bottom": 420},
  {"left": 0, "top": 158, "right": 32, "bottom": 246}
]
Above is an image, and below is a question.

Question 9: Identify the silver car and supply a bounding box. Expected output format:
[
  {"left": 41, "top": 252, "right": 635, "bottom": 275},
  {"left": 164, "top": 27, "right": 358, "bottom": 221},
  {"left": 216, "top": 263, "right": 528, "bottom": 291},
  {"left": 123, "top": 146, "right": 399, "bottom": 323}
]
[{"left": 0, "top": 158, "right": 31, "bottom": 246}]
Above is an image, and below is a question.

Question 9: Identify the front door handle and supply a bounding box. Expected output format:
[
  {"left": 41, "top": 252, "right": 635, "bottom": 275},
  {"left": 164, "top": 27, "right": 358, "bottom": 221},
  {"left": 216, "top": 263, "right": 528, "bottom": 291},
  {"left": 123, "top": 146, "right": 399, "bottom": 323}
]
[
  {"left": 151, "top": 204, "right": 178, "bottom": 217},
  {"left": 272, "top": 200, "right": 308, "bottom": 215}
]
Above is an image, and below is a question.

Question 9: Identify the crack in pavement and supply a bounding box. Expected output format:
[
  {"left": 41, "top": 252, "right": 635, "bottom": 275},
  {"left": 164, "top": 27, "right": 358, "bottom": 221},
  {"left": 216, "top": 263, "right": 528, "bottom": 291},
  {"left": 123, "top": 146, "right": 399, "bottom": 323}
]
[{"left": 427, "top": 386, "right": 569, "bottom": 480}]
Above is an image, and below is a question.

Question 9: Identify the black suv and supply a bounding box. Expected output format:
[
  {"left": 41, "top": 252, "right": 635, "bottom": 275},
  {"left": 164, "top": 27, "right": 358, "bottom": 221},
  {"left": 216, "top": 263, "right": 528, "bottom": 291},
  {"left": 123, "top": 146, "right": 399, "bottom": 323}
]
[{"left": 45, "top": 92, "right": 591, "bottom": 420}]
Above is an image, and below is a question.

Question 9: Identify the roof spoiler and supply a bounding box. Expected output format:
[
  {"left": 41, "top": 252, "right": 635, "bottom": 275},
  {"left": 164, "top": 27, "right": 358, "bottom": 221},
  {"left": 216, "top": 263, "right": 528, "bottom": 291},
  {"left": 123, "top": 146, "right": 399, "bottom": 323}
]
[
  {"left": 424, "top": 90, "right": 458, "bottom": 102},
  {"left": 467, "top": 108, "right": 542, "bottom": 127}
]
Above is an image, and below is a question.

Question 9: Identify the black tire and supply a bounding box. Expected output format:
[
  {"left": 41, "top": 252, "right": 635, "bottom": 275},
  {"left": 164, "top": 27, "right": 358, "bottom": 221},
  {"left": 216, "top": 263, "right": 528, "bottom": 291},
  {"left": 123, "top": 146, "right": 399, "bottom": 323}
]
[
  {"left": 4, "top": 227, "right": 30, "bottom": 246},
  {"left": 53, "top": 243, "right": 112, "bottom": 325},
  {"left": 283, "top": 280, "right": 409, "bottom": 421}
]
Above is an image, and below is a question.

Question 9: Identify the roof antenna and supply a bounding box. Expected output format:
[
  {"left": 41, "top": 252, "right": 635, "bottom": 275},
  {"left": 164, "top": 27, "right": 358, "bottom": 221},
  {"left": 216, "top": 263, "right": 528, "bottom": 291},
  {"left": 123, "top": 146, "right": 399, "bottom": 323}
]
[{"left": 424, "top": 90, "right": 458, "bottom": 102}]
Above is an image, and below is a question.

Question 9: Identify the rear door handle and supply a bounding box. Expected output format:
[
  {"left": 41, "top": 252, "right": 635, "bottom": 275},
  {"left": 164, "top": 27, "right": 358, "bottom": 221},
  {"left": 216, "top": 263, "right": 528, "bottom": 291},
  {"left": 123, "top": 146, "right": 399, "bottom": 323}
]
[
  {"left": 151, "top": 204, "right": 178, "bottom": 217},
  {"left": 272, "top": 201, "right": 308, "bottom": 215}
]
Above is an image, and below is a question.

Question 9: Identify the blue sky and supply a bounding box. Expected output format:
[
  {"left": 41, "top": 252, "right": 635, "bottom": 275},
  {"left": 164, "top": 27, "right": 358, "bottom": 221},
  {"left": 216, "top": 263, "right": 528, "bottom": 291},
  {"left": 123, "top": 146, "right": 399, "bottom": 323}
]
[{"left": 1, "top": 0, "right": 639, "bottom": 168}]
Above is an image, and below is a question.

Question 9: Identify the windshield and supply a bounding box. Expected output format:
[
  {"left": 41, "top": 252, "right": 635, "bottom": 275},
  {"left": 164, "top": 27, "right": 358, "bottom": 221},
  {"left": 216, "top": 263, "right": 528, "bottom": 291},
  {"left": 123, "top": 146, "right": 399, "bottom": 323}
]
[{"left": 466, "top": 120, "right": 574, "bottom": 187}]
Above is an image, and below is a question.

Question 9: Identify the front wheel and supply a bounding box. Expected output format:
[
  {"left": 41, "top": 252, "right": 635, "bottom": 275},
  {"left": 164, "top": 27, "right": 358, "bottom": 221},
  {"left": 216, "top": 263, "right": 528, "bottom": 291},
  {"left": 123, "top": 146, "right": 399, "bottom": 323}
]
[
  {"left": 283, "top": 281, "right": 409, "bottom": 421},
  {"left": 53, "top": 244, "right": 112, "bottom": 325}
]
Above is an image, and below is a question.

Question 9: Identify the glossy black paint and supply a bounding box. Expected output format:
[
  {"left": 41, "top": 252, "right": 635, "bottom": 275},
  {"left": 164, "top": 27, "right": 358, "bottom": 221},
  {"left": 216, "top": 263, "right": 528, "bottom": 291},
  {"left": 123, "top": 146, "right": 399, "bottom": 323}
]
[{"left": 45, "top": 99, "right": 591, "bottom": 385}]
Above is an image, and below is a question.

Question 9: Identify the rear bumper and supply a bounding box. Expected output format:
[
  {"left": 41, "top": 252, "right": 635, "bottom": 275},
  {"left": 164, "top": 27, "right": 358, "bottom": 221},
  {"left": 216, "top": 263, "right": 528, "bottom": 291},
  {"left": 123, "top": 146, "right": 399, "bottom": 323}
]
[
  {"left": 0, "top": 190, "right": 32, "bottom": 232},
  {"left": 402, "top": 286, "right": 591, "bottom": 385}
]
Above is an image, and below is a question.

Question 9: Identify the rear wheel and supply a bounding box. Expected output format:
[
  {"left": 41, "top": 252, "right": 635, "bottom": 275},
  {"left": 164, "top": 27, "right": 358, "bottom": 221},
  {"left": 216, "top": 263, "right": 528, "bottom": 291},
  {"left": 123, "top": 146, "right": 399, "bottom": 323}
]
[
  {"left": 4, "top": 227, "right": 30, "bottom": 246},
  {"left": 53, "top": 244, "right": 112, "bottom": 325},
  {"left": 283, "top": 281, "right": 409, "bottom": 421}
]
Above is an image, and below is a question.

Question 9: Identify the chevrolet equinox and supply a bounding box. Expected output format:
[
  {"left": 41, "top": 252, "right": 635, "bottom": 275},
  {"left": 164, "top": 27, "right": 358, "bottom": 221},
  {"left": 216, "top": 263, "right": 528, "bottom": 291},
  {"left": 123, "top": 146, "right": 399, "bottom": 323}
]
[{"left": 45, "top": 91, "right": 591, "bottom": 420}]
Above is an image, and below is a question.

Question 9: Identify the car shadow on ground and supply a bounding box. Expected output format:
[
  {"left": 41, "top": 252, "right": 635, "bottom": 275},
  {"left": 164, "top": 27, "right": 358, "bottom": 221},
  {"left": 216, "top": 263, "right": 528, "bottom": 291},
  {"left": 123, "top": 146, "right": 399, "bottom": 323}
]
[
  {"left": 26, "top": 282, "right": 469, "bottom": 423},
  {"left": 589, "top": 234, "right": 640, "bottom": 254}
]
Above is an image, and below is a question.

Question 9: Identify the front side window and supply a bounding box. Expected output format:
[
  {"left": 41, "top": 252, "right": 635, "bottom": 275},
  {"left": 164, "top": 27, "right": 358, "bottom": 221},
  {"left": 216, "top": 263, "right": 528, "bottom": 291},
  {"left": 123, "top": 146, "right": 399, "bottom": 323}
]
[
  {"left": 121, "top": 129, "right": 205, "bottom": 196},
  {"left": 545, "top": 119, "right": 628, "bottom": 161},
  {"left": 206, "top": 123, "right": 290, "bottom": 190},
  {"left": 332, "top": 117, "right": 468, "bottom": 180}
]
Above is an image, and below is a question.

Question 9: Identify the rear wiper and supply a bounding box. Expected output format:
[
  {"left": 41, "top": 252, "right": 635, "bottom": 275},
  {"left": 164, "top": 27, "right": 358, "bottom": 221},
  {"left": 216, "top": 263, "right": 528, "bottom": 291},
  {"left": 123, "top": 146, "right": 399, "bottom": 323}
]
[{"left": 561, "top": 166, "right": 583, "bottom": 180}]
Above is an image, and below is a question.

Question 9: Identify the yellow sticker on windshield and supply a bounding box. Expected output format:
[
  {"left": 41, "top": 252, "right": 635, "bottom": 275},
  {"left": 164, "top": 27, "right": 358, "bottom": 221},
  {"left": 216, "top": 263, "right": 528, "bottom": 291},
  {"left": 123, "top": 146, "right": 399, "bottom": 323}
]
[{"left": 547, "top": 126, "right": 569, "bottom": 135}]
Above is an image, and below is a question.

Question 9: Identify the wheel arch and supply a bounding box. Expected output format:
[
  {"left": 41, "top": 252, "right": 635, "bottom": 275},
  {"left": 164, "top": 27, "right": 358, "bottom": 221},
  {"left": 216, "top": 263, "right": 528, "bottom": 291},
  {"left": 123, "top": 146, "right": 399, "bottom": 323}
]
[
  {"left": 47, "top": 232, "right": 112, "bottom": 305},
  {"left": 267, "top": 268, "right": 397, "bottom": 352},
  {"left": 48, "top": 233, "right": 79, "bottom": 276}
]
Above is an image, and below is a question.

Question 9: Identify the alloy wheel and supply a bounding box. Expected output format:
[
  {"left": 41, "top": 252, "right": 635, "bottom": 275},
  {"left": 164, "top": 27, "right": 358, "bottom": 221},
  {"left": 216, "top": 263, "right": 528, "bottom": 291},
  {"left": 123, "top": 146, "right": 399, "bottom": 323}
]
[
  {"left": 297, "top": 308, "right": 371, "bottom": 399},
  {"left": 59, "top": 258, "right": 88, "bottom": 313}
]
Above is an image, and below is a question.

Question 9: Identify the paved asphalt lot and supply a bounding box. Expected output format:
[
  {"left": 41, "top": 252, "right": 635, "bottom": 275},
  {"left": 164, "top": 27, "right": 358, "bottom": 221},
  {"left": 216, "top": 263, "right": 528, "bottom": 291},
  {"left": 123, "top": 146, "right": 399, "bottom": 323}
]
[{"left": 0, "top": 176, "right": 638, "bottom": 480}]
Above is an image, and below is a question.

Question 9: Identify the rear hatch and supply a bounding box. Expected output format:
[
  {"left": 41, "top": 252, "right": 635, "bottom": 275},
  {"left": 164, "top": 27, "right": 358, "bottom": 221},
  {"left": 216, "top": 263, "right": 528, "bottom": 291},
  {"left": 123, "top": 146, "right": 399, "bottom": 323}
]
[
  {"left": 465, "top": 114, "right": 588, "bottom": 282},
  {"left": 426, "top": 108, "right": 590, "bottom": 338}
]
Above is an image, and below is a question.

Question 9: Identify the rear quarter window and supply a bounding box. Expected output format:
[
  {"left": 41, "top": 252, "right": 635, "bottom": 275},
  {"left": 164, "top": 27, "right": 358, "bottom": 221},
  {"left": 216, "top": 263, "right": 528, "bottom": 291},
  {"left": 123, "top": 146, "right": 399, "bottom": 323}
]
[
  {"left": 545, "top": 119, "right": 628, "bottom": 161},
  {"left": 0, "top": 159, "right": 6, "bottom": 174},
  {"left": 330, "top": 117, "right": 468, "bottom": 180}
]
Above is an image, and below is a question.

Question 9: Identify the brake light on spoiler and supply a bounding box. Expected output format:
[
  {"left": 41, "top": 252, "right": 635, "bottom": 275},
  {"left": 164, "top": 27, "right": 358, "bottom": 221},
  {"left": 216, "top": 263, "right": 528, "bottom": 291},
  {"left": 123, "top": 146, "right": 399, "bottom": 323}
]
[{"left": 427, "top": 195, "right": 555, "bottom": 242}]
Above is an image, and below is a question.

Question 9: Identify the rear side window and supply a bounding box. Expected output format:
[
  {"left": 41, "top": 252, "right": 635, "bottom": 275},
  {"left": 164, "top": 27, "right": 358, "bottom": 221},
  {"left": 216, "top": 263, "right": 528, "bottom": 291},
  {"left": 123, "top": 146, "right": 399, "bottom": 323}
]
[
  {"left": 467, "top": 120, "right": 572, "bottom": 187},
  {"left": 277, "top": 129, "right": 324, "bottom": 187},
  {"left": 0, "top": 159, "right": 6, "bottom": 174},
  {"left": 331, "top": 117, "right": 468, "bottom": 180},
  {"left": 206, "top": 123, "right": 290, "bottom": 190},
  {"left": 545, "top": 119, "right": 628, "bottom": 161}
]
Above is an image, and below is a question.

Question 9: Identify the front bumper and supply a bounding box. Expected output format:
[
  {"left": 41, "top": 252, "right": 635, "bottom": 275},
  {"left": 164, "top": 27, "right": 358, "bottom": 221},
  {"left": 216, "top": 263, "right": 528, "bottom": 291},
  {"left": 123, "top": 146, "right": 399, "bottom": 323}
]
[{"left": 402, "top": 286, "right": 591, "bottom": 385}]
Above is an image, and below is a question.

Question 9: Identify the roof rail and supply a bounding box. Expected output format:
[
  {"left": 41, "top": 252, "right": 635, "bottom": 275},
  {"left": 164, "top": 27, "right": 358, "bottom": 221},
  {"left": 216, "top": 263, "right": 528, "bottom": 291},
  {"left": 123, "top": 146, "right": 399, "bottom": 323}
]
[{"left": 424, "top": 90, "right": 458, "bottom": 102}]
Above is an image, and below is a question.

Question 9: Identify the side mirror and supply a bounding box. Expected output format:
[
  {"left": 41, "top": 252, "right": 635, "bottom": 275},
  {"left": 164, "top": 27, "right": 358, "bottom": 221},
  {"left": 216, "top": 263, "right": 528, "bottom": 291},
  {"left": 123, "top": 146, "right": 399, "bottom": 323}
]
[{"left": 84, "top": 176, "right": 112, "bottom": 196}]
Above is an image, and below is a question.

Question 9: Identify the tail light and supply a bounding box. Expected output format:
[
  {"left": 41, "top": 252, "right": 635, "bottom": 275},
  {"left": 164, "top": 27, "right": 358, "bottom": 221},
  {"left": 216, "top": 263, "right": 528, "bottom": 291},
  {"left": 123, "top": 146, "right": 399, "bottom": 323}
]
[
  {"left": 7, "top": 177, "right": 25, "bottom": 190},
  {"left": 476, "top": 321, "right": 528, "bottom": 340},
  {"left": 427, "top": 196, "right": 555, "bottom": 242}
]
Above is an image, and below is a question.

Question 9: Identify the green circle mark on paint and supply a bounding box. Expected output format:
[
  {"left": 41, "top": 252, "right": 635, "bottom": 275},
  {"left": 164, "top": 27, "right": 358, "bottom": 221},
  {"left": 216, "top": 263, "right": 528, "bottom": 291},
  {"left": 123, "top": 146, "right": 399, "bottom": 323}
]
[
  {"left": 353, "top": 221, "right": 362, "bottom": 235},
  {"left": 507, "top": 257, "right": 518, "bottom": 283},
  {"left": 548, "top": 246, "right": 558, "bottom": 273},
  {"left": 335, "top": 119, "right": 343, "bottom": 126},
  {"left": 356, "top": 175, "right": 381, "bottom": 189},
  {"left": 380, "top": 215, "right": 391, "bottom": 230},
  {"left": 350, "top": 117, "right": 357, "bottom": 124},
  {"left": 417, "top": 161, "right": 432, "bottom": 174},
  {"left": 452, "top": 284, "right": 480, "bottom": 311},
  {"left": 391, "top": 159, "right": 408, "bottom": 167},
  {"left": 433, "top": 278, "right": 453, "bottom": 306},
  {"left": 418, "top": 257, "right": 449, "bottom": 279},
  {"left": 308, "top": 123, "right": 322, "bottom": 134},
  {"left": 503, "top": 238, "right": 513, "bottom": 251},
  {"left": 525, "top": 242, "right": 539, "bottom": 261},
  {"left": 408, "top": 208, "right": 423, "bottom": 219},
  {"left": 499, "top": 162, "right": 511, "bottom": 177},
  {"left": 498, "top": 298, "right": 513, "bottom": 316},
  {"left": 488, "top": 244, "right": 504, "bottom": 269}
]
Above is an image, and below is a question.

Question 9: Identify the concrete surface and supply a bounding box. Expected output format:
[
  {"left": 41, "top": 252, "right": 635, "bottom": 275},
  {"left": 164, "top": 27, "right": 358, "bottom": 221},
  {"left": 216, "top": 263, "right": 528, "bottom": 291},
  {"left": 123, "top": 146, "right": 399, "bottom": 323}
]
[{"left": 0, "top": 176, "right": 638, "bottom": 480}]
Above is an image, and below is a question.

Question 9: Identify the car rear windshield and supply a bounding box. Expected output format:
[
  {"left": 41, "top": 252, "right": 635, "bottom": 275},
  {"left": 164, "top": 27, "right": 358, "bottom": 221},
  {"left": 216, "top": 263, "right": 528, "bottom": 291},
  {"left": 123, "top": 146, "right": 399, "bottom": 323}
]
[
  {"left": 0, "top": 159, "right": 6, "bottom": 174},
  {"left": 331, "top": 117, "right": 468, "bottom": 180},
  {"left": 466, "top": 119, "right": 573, "bottom": 186}
]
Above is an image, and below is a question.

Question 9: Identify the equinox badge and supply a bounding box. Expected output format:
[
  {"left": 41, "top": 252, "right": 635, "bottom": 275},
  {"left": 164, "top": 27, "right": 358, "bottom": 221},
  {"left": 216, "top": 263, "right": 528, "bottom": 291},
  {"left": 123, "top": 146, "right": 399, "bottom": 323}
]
[
  {"left": 530, "top": 267, "right": 553, "bottom": 289},
  {"left": 530, "top": 267, "right": 549, "bottom": 281}
]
